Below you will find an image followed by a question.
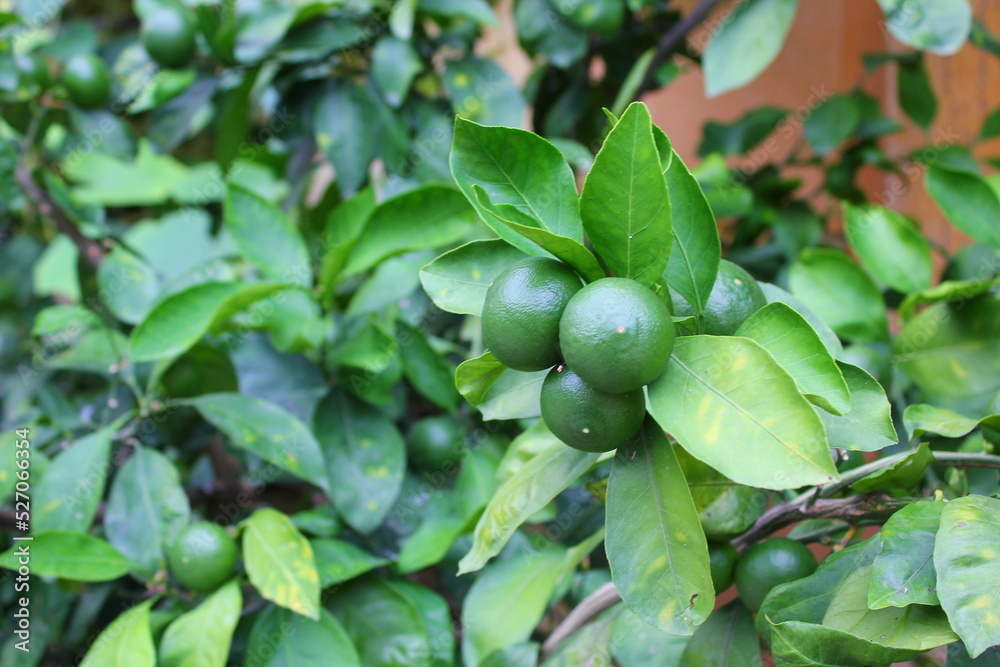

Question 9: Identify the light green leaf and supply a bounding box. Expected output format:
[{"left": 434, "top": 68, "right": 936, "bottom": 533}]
[
  {"left": 547, "top": 608, "right": 618, "bottom": 667},
  {"left": 243, "top": 508, "right": 321, "bottom": 620},
  {"left": 477, "top": 368, "right": 547, "bottom": 421},
  {"left": 904, "top": 404, "right": 1000, "bottom": 440},
  {"left": 607, "top": 420, "right": 713, "bottom": 635},
  {"left": 456, "top": 351, "right": 507, "bottom": 406},
  {"left": 225, "top": 184, "right": 310, "bottom": 287},
  {"left": 678, "top": 448, "right": 768, "bottom": 539},
  {"left": 160, "top": 580, "right": 242, "bottom": 667},
  {"left": 79, "top": 599, "right": 155, "bottom": 667},
  {"left": 444, "top": 56, "right": 526, "bottom": 128},
  {"left": 648, "top": 336, "right": 838, "bottom": 490},
  {"left": 898, "top": 278, "right": 1000, "bottom": 322},
  {"left": 189, "top": 393, "right": 330, "bottom": 493},
  {"left": 62, "top": 139, "right": 188, "bottom": 206},
  {"left": 768, "top": 620, "right": 920, "bottom": 667},
  {"left": 419, "top": 0, "right": 497, "bottom": 25},
  {"left": 329, "top": 578, "right": 432, "bottom": 667},
  {"left": 869, "top": 501, "right": 944, "bottom": 608},
  {"left": 315, "top": 79, "right": 375, "bottom": 197},
  {"left": 611, "top": 608, "right": 690, "bottom": 666},
  {"left": 320, "top": 188, "right": 376, "bottom": 296},
  {"left": 877, "top": 0, "right": 971, "bottom": 55},
  {"left": 32, "top": 427, "right": 112, "bottom": 533},
  {"left": 804, "top": 94, "right": 860, "bottom": 156},
  {"left": 419, "top": 240, "right": 528, "bottom": 316},
  {"left": 0, "top": 531, "right": 134, "bottom": 582},
  {"left": 817, "top": 362, "right": 897, "bottom": 453},
  {"left": 581, "top": 102, "right": 671, "bottom": 286},
  {"left": 759, "top": 282, "right": 843, "bottom": 358},
  {"left": 680, "top": 601, "right": 761, "bottom": 666},
  {"left": 850, "top": 443, "right": 933, "bottom": 493},
  {"left": 247, "top": 605, "right": 361, "bottom": 667},
  {"left": 844, "top": 203, "right": 932, "bottom": 293},
  {"left": 703, "top": 0, "right": 800, "bottom": 97},
  {"left": 312, "top": 538, "right": 390, "bottom": 588},
  {"left": 313, "top": 390, "right": 405, "bottom": 534},
  {"left": 736, "top": 302, "right": 851, "bottom": 415},
  {"left": 935, "top": 494, "right": 1000, "bottom": 658},
  {"left": 926, "top": 164, "right": 1000, "bottom": 250},
  {"left": 371, "top": 36, "right": 421, "bottom": 107}
]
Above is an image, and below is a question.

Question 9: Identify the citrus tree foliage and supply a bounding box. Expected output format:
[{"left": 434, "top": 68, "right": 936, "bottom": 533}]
[{"left": 1, "top": 0, "right": 1000, "bottom": 665}]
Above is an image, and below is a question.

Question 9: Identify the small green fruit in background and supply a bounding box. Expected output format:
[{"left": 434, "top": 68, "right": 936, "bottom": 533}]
[
  {"left": 482, "top": 257, "right": 582, "bottom": 372},
  {"left": 559, "top": 277, "right": 674, "bottom": 394},
  {"left": 708, "top": 540, "right": 738, "bottom": 593},
  {"left": 673, "top": 259, "right": 767, "bottom": 335},
  {"left": 62, "top": 54, "right": 111, "bottom": 109},
  {"left": 734, "top": 537, "right": 817, "bottom": 612},
  {"left": 141, "top": 6, "right": 197, "bottom": 68},
  {"left": 408, "top": 416, "right": 466, "bottom": 469},
  {"left": 166, "top": 522, "right": 238, "bottom": 592},
  {"left": 15, "top": 54, "right": 50, "bottom": 90},
  {"left": 540, "top": 366, "right": 645, "bottom": 452}
]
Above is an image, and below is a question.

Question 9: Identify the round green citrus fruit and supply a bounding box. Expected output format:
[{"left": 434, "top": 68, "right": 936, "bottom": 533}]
[
  {"left": 673, "top": 260, "right": 767, "bottom": 335},
  {"left": 540, "top": 366, "right": 645, "bottom": 452},
  {"left": 708, "top": 541, "right": 738, "bottom": 592},
  {"left": 559, "top": 278, "right": 674, "bottom": 393},
  {"left": 409, "top": 416, "right": 466, "bottom": 469},
  {"left": 16, "top": 54, "right": 49, "bottom": 89},
  {"left": 735, "top": 537, "right": 817, "bottom": 612},
  {"left": 62, "top": 54, "right": 111, "bottom": 109},
  {"left": 142, "top": 6, "right": 197, "bottom": 68},
  {"left": 166, "top": 522, "right": 238, "bottom": 591},
  {"left": 482, "top": 257, "right": 582, "bottom": 372},
  {"left": 836, "top": 449, "right": 866, "bottom": 472}
]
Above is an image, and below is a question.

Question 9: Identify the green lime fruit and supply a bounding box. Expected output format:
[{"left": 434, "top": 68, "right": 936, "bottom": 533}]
[
  {"left": 673, "top": 259, "right": 767, "bottom": 335},
  {"left": 540, "top": 366, "right": 645, "bottom": 452},
  {"left": 482, "top": 257, "right": 582, "bottom": 372},
  {"left": 16, "top": 54, "right": 49, "bottom": 89},
  {"left": 166, "top": 522, "right": 238, "bottom": 592},
  {"left": 559, "top": 278, "right": 674, "bottom": 393},
  {"left": 141, "top": 6, "right": 197, "bottom": 68},
  {"left": 62, "top": 54, "right": 111, "bottom": 109},
  {"left": 836, "top": 449, "right": 866, "bottom": 472},
  {"left": 735, "top": 537, "right": 817, "bottom": 612},
  {"left": 409, "top": 416, "right": 466, "bottom": 469},
  {"left": 708, "top": 541, "right": 739, "bottom": 592}
]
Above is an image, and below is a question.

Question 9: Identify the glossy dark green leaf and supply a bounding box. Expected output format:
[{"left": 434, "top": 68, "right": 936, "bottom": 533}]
[
  {"left": 804, "top": 94, "right": 860, "bottom": 156},
  {"left": 898, "top": 55, "right": 938, "bottom": 129},
  {"left": 315, "top": 80, "right": 376, "bottom": 196},
  {"left": 420, "top": 240, "right": 528, "bottom": 316},
  {"left": 397, "top": 511, "right": 465, "bottom": 575},
  {"left": 312, "top": 538, "right": 390, "bottom": 588},
  {"left": 399, "top": 322, "right": 460, "bottom": 411},
  {"left": 313, "top": 390, "right": 405, "bottom": 534},
  {"left": 371, "top": 36, "right": 421, "bottom": 107},
  {"left": 789, "top": 248, "right": 889, "bottom": 343},
  {"left": 105, "top": 447, "right": 190, "bottom": 576},
  {"left": 320, "top": 188, "right": 377, "bottom": 296},
  {"left": 877, "top": 0, "right": 971, "bottom": 55},
  {"left": 581, "top": 103, "right": 671, "bottom": 286},
  {"left": 768, "top": 620, "right": 920, "bottom": 667},
  {"left": 32, "top": 427, "right": 112, "bottom": 533},
  {"left": 947, "top": 642, "right": 1000, "bottom": 666},
  {"left": 698, "top": 107, "right": 788, "bottom": 157},
  {"left": 869, "top": 500, "right": 944, "bottom": 608},
  {"left": 607, "top": 420, "right": 713, "bottom": 635},
  {"left": 817, "top": 362, "right": 897, "bottom": 453},
  {"left": 79, "top": 599, "right": 155, "bottom": 667},
  {"left": 680, "top": 601, "right": 761, "bottom": 666},
  {"left": 247, "top": 605, "right": 361, "bottom": 667},
  {"left": 0, "top": 531, "right": 133, "bottom": 582},
  {"left": 677, "top": 448, "right": 768, "bottom": 539},
  {"left": 850, "top": 443, "right": 933, "bottom": 493},
  {"left": 844, "top": 203, "right": 933, "bottom": 293},
  {"left": 189, "top": 393, "right": 330, "bottom": 493},
  {"left": 390, "top": 580, "right": 456, "bottom": 667},
  {"left": 648, "top": 336, "right": 837, "bottom": 490},
  {"left": 926, "top": 164, "right": 1000, "bottom": 250},
  {"left": 935, "top": 495, "right": 1000, "bottom": 658},
  {"left": 243, "top": 508, "right": 321, "bottom": 620},
  {"left": 443, "top": 56, "right": 525, "bottom": 128},
  {"left": 420, "top": 0, "right": 496, "bottom": 24},
  {"left": 159, "top": 580, "right": 242, "bottom": 667},
  {"left": 455, "top": 351, "right": 507, "bottom": 406},
  {"left": 703, "top": 0, "right": 800, "bottom": 96},
  {"left": 224, "top": 184, "right": 310, "bottom": 287}
]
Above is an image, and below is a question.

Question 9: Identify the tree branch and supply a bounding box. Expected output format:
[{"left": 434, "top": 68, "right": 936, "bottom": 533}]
[
  {"left": 631, "top": 0, "right": 724, "bottom": 103},
  {"left": 542, "top": 581, "right": 620, "bottom": 658},
  {"left": 15, "top": 164, "right": 105, "bottom": 267}
]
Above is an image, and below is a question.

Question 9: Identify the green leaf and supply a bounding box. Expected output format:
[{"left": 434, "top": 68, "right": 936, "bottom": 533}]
[
  {"left": 817, "top": 362, "right": 897, "bottom": 453},
  {"left": 456, "top": 351, "right": 507, "bottom": 406},
  {"left": 892, "top": 294, "right": 1000, "bottom": 399},
  {"left": 606, "top": 419, "right": 713, "bottom": 635},
  {"left": 477, "top": 368, "right": 547, "bottom": 421},
  {"left": 611, "top": 608, "right": 690, "bottom": 666},
  {"left": 329, "top": 577, "right": 432, "bottom": 667},
  {"left": 472, "top": 186, "right": 605, "bottom": 282},
  {"left": 49, "top": 328, "right": 128, "bottom": 375},
  {"left": 0, "top": 531, "right": 133, "bottom": 582},
  {"left": 898, "top": 55, "right": 938, "bottom": 129},
  {"left": 663, "top": 150, "right": 721, "bottom": 313},
  {"left": 850, "top": 443, "right": 933, "bottom": 493},
  {"left": 580, "top": 103, "right": 672, "bottom": 286},
  {"left": 904, "top": 404, "right": 1000, "bottom": 439},
  {"left": 647, "top": 336, "right": 838, "bottom": 490},
  {"left": 547, "top": 608, "right": 618, "bottom": 667},
  {"left": 344, "top": 185, "right": 476, "bottom": 276},
  {"left": 481, "top": 644, "right": 539, "bottom": 667},
  {"left": 735, "top": 303, "right": 851, "bottom": 415},
  {"left": 981, "top": 107, "right": 1000, "bottom": 140},
  {"left": 679, "top": 602, "right": 761, "bottom": 666},
  {"left": 703, "top": 0, "right": 800, "bottom": 97},
  {"left": 159, "top": 580, "right": 242, "bottom": 667},
  {"left": 315, "top": 79, "right": 375, "bottom": 196},
  {"left": 312, "top": 538, "right": 390, "bottom": 588},
  {"left": 313, "top": 390, "right": 405, "bottom": 534},
  {"left": 390, "top": 580, "right": 456, "bottom": 667},
  {"left": 459, "top": 422, "right": 600, "bottom": 573},
  {"left": 698, "top": 107, "right": 788, "bottom": 157},
  {"left": 461, "top": 550, "right": 567, "bottom": 666},
  {"left": 224, "top": 184, "right": 310, "bottom": 287},
  {"left": 105, "top": 447, "right": 190, "bottom": 576},
  {"left": 844, "top": 203, "right": 933, "bottom": 293},
  {"left": 32, "top": 427, "right": 112, "bottom": 533},
  {"left": 419, "top": 0, "right": 497, "bottom": 24},
  {"left": 79, "top": 599, "right": 155, "bottom": 667},
  {"left": 61, "top": 139, "right": 188, "bottom": 206},
  {"left": 243, "top": 508, "right": 321, "bottom": 620},
  {"left": 397, "top": 512, "right": 466, "bottom": 575},
  {"left": 869, "top": 501, "right": 944, "bottom": 608},
  {"left": 320, "top": 188, "right": 377, "bottom": 296},
  {"left": 128, "top": 282, "right": 289, "bottom": 362},
  {"left": 247, "top": 605, "right": 361, "bottom": 667},
  {"left": 768, "top": 620, "right": 920, "bottom": 667},
  {"left": 444, "top": 56, "right": 525, "bottom": 128},
  {"left": 947, "top": 642, "right": 1000, "bottom": 666},
  {"left": 823, "top": 564, "right": 956, "bottom": 650},
  {"left": 935, "top": 495, "right": 1000, "bottom": 657},
  {"left": 371, "top": 36, "right": 421, "bottom": 107},
  {"left": 926, "top": 164, "right": 1000, "bottom": 250},
  {"left": 789, "top": 248, "right": 889, "bottom": 343},
  {"left": 420, "top": 240, "right": 528, "bottom": 316},
  {"left": 760, "top": 282, "right": 843, "bottom": 358},
  {"left": 399, "top": 322, "right": 460, "bottom": 411},
  {"left": 678, "top": 449, "right": 768, "bottom": 539},
  {"left": 877, "top": 0, "right": 972, "bottom": 55},
  {"left": 188, "top": 393, "right": 330, "bottom": 493},
  {"left": 898, "top": 278, "right": 1000, "bottom": 322},
  {"left": 450, "top": 117, "right": 583, "bottom": 252},
  {"left": 804, "top": 94, "right": 860, "bottom": 156}
]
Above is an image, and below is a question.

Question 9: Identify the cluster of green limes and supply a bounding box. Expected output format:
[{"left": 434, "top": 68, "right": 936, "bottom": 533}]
[
  {"left": 709, "top": 537, "right": 818, "bottom": 611},
  {"left": 17, "top": 5, "right": 197, "bottom": 110},
  {"left": 482, "top": 257, "right": 675, "bottom": 452}
]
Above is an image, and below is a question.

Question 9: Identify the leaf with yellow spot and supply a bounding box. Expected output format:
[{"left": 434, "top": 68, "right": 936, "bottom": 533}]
[{"left": 243, "top": 508, "right": 321, "bottom": 620}]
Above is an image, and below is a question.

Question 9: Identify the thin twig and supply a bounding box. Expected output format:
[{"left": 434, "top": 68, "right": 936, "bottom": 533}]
[
  {"left": 631, "top": 0, "right": 724, "bottom": 103},
  {"left": 542, "top": 581, "right": 620, "bottom": 658}
]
